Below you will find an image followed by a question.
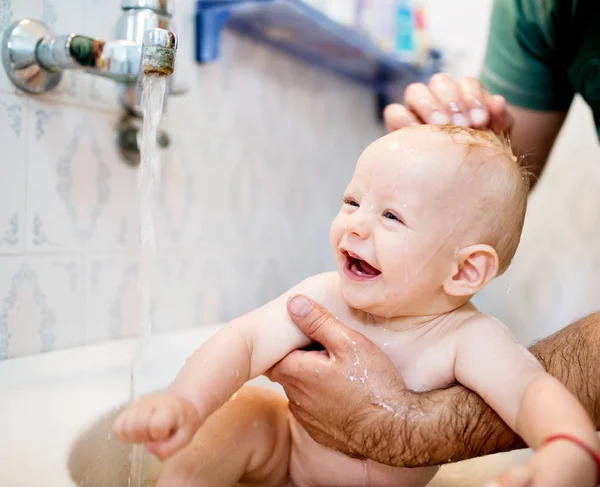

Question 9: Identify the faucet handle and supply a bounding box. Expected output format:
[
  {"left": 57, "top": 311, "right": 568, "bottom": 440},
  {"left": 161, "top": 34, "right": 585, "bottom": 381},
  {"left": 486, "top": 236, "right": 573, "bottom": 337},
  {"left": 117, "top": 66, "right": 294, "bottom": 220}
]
[
  {"left": 121, "top": 0, "right": 173, "bottom": 16},
  {"left": 2, "top": 20, "right": 62, "bottom": 94}
]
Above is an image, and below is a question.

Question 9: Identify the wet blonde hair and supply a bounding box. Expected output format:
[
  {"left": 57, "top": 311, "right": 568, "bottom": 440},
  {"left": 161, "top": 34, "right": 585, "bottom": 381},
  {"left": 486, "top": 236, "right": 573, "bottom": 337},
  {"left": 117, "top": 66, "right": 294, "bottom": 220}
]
[{"left": 433, "top": 125, "right": 530, "bottom": 275}]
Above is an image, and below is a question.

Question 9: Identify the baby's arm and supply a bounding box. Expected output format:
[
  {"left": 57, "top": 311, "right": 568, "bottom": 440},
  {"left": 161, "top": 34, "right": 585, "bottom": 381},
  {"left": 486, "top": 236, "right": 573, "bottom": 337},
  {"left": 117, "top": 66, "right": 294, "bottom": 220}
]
[
  {"left": 454, "top": 316, "right": 600, "bottom": 487},
  {"left": 113, "top": 272, "right": 339, "bottom": 459}
]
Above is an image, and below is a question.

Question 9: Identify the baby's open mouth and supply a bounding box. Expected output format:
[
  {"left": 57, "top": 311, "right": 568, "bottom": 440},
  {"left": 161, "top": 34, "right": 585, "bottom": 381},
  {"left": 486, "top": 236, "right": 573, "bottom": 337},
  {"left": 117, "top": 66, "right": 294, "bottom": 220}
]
[{"left": 342, "top": 250, "right": 381, "bottom": 279}]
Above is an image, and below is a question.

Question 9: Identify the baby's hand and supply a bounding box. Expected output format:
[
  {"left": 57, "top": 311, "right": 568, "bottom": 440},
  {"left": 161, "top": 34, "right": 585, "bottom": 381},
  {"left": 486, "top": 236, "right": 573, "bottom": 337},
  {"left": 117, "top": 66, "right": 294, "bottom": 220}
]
[
  {"left": 112, "top": 392, "right": 201, "bottom": 460},
  {"left": 485, "top": 439, "right": 597, "bottom": 487}
]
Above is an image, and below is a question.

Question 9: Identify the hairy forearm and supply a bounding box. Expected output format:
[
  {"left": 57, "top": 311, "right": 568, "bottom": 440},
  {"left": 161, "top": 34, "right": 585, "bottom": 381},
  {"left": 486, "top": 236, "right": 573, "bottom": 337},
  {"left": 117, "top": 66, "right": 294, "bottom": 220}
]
[
  {"left": 369, "top": 312, "right": 600, "bottom": 467},
  {"left": 360, "top": 385, "right": 520, "bottom": 467},
  {"left": 531, "top": 312, "right": 600, "bottom": 426}
]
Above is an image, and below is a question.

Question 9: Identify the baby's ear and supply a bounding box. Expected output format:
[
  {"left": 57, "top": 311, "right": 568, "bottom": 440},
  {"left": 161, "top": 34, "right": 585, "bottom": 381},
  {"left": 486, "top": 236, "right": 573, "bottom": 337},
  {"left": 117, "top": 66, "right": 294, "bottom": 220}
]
[{"left": 444, "top": 245, "right": 499, "bottom": 297}]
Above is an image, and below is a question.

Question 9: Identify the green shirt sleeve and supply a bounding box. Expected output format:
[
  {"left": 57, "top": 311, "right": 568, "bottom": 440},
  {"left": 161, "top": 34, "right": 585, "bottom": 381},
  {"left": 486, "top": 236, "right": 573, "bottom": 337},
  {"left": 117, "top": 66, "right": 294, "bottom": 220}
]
[{"left": 480, "top": 0, "right": 575, "bottom": 111}]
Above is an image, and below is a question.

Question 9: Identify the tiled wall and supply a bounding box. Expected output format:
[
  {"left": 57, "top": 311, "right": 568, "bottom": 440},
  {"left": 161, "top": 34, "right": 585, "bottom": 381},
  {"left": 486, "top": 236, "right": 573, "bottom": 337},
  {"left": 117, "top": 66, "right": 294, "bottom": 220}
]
[
  {"left": 2, "top": 0, "right": 599, "bottom": 360},
  {"left": 0, "top": 0, "right": 382, "bottom": 359}
]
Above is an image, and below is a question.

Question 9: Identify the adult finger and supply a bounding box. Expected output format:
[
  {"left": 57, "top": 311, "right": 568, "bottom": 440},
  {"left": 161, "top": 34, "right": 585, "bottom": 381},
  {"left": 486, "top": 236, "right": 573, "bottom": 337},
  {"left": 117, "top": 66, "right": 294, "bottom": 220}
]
[
  {"left": 428, "top": 73, "right": 470, "bottom": 126},
  {"left": 404, "top": 82, "right": 451, "bottom": 125},
  {"left": 383, "top": 103, "right": 421, "bottom": 132},
  {"left": 458, "top": 76, "right": 490, "bottom": 128},
  {"left": 267, "top": 347, "right": 329, "bottom": 383},
  {"left": 286, "top": 295, "right": 365, "bottom": 359}
]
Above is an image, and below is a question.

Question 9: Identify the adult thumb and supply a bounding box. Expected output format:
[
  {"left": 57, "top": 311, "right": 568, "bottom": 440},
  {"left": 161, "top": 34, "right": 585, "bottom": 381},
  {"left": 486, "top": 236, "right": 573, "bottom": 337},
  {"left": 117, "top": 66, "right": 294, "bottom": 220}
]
[{"left": 287, "top": 295, "right": 358, "bottom": 357}]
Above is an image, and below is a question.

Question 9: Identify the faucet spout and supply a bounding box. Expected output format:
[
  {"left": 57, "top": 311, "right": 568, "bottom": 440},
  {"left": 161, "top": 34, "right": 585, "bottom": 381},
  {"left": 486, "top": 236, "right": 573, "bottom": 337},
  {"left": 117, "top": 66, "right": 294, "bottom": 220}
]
[
  {"left": 1, "top": 0, "right": 181, "bottom": 166},
  {"left": 141, "top": 28, "right": 178, "bottom": 76},
  {"left": 35, "top": 34, "right": 142, "bottom": 83},
  {"left": 2, "top": 3, "right": 179, "bottom": 109},
  {"left": 33, "top": 27, "right": 178, "bottom": 83}
]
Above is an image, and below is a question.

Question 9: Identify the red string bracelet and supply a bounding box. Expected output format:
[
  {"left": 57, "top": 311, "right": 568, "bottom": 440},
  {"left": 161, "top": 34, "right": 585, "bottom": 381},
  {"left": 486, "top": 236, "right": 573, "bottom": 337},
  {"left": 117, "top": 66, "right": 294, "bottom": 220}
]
[{"left": 543, "top": 434, "right": 600, "bottom": 484}]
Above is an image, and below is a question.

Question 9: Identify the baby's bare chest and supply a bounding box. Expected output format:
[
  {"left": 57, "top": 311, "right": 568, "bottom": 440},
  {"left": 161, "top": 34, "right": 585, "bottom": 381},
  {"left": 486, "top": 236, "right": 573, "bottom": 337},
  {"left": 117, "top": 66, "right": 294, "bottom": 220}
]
[{"left": 360, "top": 326, "right": 458, "bottom": 393}]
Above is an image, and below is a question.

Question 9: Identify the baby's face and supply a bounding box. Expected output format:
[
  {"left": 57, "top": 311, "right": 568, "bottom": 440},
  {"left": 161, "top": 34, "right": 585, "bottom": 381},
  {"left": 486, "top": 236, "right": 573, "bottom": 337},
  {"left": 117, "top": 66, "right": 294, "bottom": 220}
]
[{"left": 330, "top": 126, "right": 486, "bottom": 317}]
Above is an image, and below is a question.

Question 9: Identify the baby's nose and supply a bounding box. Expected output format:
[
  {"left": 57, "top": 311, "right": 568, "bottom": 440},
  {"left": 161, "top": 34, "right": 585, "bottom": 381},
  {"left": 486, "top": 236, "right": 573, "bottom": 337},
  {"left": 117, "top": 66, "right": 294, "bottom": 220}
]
[{"left": 346, "top": 212, "right": 370, "bottom": 239}]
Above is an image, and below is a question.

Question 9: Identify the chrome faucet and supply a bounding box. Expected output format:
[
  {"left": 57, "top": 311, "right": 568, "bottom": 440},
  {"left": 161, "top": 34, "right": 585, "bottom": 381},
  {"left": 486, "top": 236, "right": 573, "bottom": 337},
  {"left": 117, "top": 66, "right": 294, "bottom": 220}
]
[{"left": 1, "top": 0, "right": 178, "bottom": 114}]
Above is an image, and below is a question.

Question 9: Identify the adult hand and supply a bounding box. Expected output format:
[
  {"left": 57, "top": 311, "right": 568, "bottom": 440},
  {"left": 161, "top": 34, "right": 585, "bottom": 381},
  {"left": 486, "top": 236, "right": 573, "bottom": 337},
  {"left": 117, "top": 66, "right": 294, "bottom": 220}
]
[
  {"left": 267, "top": 295, "right": 406, "bottom": 461},
  {"left": 384, "top": 73, "right": 514, "bottom": 134}
]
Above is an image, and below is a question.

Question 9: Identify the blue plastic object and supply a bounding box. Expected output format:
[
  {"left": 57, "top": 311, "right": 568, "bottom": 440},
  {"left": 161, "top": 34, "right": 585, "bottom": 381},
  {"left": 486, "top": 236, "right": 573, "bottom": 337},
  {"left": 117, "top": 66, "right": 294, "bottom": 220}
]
[{"left": 195, "top": 0, "right": 424, "bottom": 101}]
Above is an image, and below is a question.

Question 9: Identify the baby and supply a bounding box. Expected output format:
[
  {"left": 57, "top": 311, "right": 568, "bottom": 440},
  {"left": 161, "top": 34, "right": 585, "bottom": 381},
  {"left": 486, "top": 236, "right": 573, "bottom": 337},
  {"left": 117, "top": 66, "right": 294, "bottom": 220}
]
[{"left": 114, "top": 125, "right": 600, "bottom": 487}]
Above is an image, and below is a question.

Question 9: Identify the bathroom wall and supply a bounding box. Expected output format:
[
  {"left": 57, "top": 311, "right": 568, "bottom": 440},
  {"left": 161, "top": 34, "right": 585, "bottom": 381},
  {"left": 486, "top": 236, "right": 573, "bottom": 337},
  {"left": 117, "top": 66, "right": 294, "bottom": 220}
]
[
  {"left": 0, "top": 0, "right": 383, "bottom": 359},
  {"left": 2, "top": 0, "right": 599, "bottom": 360}
]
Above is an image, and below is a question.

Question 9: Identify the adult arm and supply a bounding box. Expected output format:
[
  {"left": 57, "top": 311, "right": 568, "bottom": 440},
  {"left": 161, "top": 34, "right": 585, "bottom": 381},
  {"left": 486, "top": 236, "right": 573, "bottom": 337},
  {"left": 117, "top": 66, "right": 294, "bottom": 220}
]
[{"left": 268, "top": 296, "right": 600, "bottom": 467}]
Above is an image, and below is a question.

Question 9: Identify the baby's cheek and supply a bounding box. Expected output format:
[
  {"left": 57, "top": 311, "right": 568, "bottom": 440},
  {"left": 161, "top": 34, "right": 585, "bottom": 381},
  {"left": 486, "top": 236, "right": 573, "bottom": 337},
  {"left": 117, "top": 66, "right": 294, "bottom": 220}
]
[{"left": 329, "top": 216, "right": 343, "bottom": 249}]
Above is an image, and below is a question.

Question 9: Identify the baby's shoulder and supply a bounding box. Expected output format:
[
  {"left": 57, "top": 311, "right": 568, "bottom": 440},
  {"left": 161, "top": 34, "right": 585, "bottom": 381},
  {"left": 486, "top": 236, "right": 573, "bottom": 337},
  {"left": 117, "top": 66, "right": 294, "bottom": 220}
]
[
  {"left": 290, "top": 272, "right": 350, "bottom": 316},
  {"left": 455, "top": 309, "right": 518, "bottom": 344},
  {"left": 293, "top": 272, "right": 340, "bottom": 298}
]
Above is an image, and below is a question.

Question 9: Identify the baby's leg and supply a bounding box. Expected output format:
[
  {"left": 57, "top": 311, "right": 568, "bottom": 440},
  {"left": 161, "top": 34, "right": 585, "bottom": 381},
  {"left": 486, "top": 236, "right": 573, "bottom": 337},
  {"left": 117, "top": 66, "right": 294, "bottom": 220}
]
[{"left": 156, "top": 386, "right": 291, "bottom": 487}]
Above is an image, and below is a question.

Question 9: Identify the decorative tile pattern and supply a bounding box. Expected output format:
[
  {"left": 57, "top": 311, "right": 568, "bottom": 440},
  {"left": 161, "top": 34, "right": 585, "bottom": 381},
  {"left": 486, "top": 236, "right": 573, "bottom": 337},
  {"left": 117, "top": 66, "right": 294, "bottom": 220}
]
[
  {"left": 0, "top": 93, "right": 26, "bottom": 253},
  {"left": 0, "top": 98, "right": 22, "bottom": 136},
  {"left": 0, "top": 214, "right": 20, "bottom": 247},
  {"left": 2, "top": 0, "right": 600, "bottom": 361},
  {"left": 0, "top": 0, "right": 14, "bottom": 35},
  {"left": 84, "top": 255, "right": 140, "bottom": 344},
  {"left": 27, "top": 101, "right": 138, "bottom": 251},
  {"left": 0, "top": 256, "right": 82, "bottom": 359},
  {"left": 57, "top": 123, "right": 110, "bottom": 243},
  {"left": 34, "top": 107, "right": 61, "bottom": 140}
]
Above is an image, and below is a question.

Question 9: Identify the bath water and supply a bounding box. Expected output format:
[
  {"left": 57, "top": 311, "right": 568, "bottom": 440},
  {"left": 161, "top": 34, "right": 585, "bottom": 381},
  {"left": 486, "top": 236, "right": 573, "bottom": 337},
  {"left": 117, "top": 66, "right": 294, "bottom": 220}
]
[{"left": 129, "top": 74, "right": 167, "bottom": 487}]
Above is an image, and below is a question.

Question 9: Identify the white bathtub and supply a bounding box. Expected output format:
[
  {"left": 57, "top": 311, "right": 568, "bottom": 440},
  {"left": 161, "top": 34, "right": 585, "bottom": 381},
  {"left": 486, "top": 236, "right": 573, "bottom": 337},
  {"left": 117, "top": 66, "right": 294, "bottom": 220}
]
[{"left": 0, "top": 324, "right": 538, "bottom": 487}]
